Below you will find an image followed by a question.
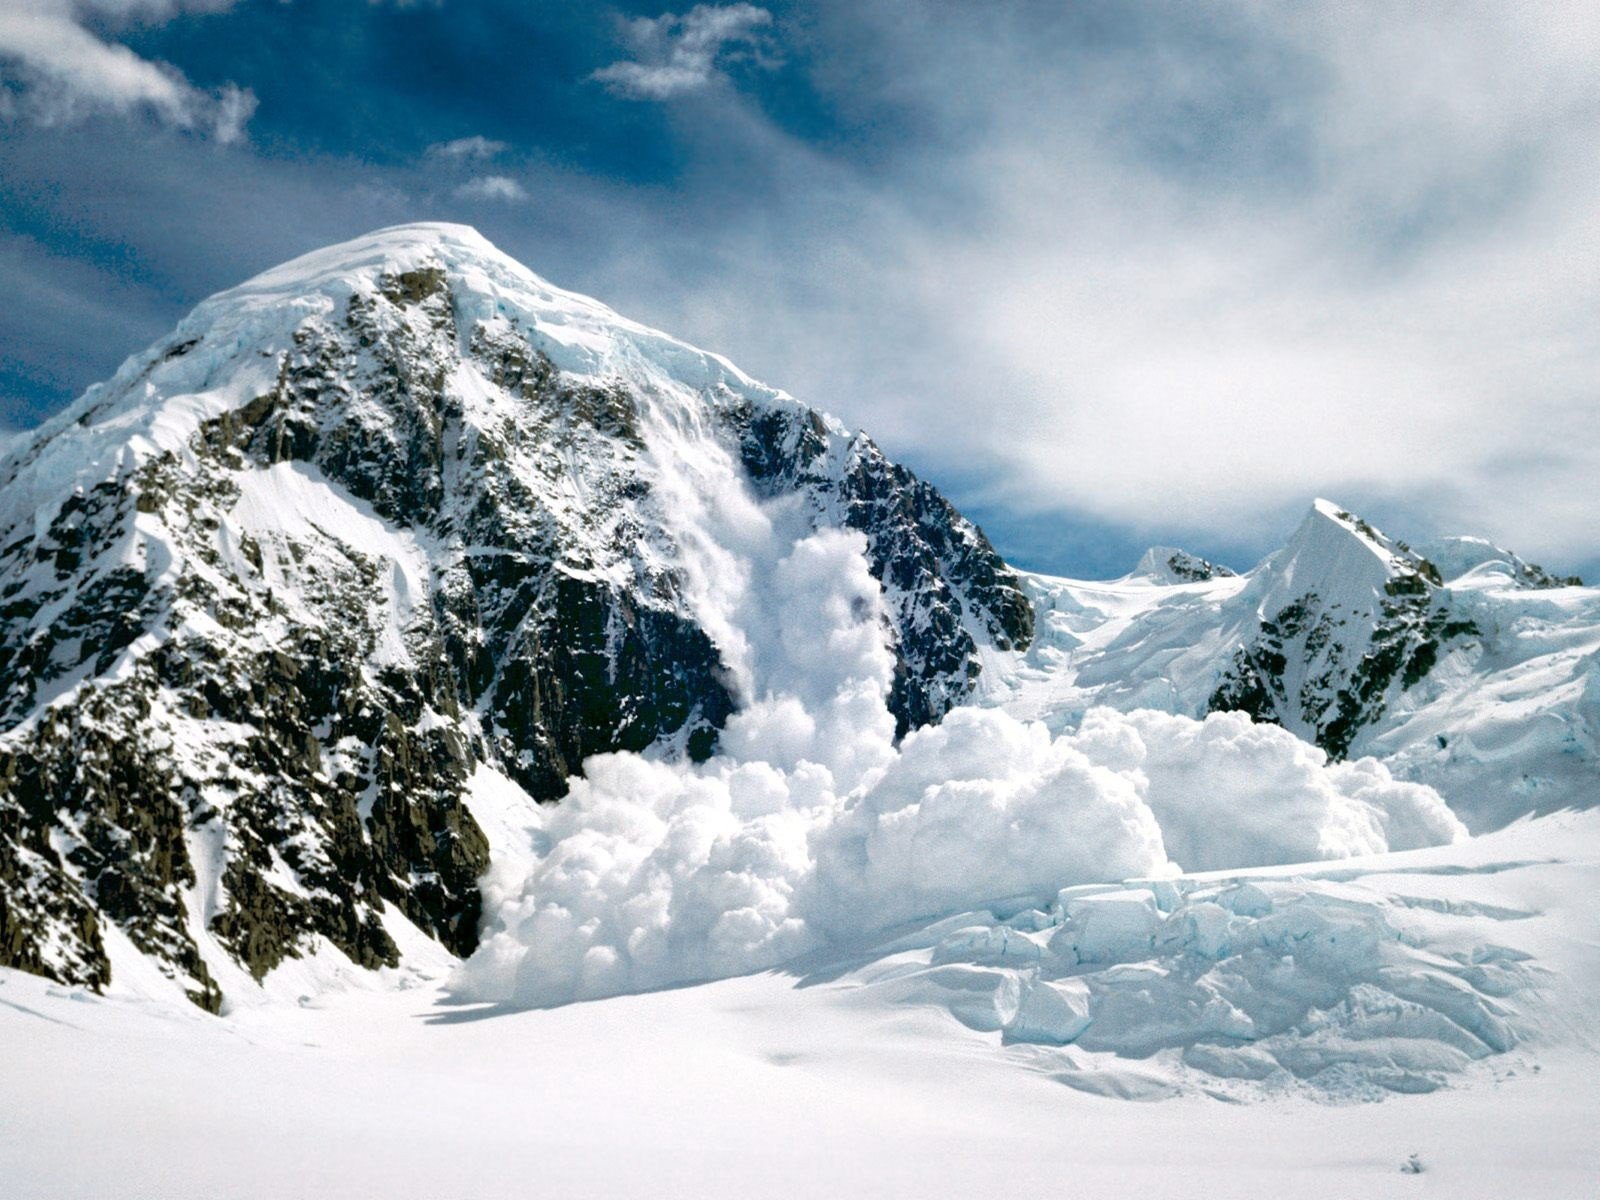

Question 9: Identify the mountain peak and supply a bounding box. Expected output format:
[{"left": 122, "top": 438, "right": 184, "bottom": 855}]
[
  {"left": 1416, "top": 534, "right": 1585, "bottom": 589},
  {"left": 0, "top": 224, "right": 802, "bottom": 543},
  {"left": 0, "top": 223, "right": 1035, "bottom": 1008},
  {"left": 1305, "top": 499, "right": 1396, "bottom": 552},
  {"left": 1245, "top": 499, "right": 1443, "bottom": 625},
  {"left": 1134, "top": 546, "right": 1236, "bottom": 583},
  {"left": 235, "top": 223, "right": 514, "bottom": 297}
]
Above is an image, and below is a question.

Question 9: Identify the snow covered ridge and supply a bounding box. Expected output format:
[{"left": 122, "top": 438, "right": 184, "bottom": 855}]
[
  {"left": 0, "top": 224, "right": 1030, "bottom": 1009},
  {"left": 983, "top": 500, "right": 1600, "bottom": 832}
]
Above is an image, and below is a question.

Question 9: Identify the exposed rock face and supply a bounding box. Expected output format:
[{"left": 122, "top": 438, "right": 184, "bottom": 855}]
[
  {"left": 726, "top": 402, "right": 1032, "bottom": 734},
  {"left": 0, "top": 224, "right": 1032, "bottom": 1007}
]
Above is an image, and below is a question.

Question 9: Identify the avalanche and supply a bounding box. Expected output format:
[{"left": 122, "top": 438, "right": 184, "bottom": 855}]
[
  {"left": 0, "top": 222, "right": 1035, "bottom": 1007},
  {"left": 457, "top": 527, "right": 1463, "bottom": 1008},
  {"left": 3, "top": 222, "right": 1592, "bottom": 1017}
]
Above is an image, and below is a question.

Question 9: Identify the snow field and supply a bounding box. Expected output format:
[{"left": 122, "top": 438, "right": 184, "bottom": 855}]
[{"left": 12, "top": 811, "right": 1597, "bottom": 1199}]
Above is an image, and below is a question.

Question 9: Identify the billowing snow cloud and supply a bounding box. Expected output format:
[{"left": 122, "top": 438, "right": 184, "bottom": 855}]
[
  {"left": 0, "top": 0, "right": 254, "bottom": 140},
  {"left": 1073, "top": 707, "right": 1466, "bottom": 873},
  {"left": 592, "top": 3, "right": 775, "bottom": 101},
  {"left": 455, "top": 526, "right": 1465, "bottom": 1009}
]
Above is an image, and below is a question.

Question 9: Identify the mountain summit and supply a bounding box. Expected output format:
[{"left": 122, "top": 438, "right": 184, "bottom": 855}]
[{"left": 0, "top": 224, "right": 1031, "bottom": 1008}]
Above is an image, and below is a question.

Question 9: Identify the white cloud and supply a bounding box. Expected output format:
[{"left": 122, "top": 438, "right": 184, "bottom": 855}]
[
  {"left": 453, "top": 174, "right": 527, "bottom": 203},
  {"left": 0, "top": 0, "right": 253, "bottom": 140},
  {"left": 592, "top": 3, "right": 774, "bottom": 101},
  {"left": 575, "top": 1, "right": 1600, "bottom": 571},
  {"left": 426, "top": 135, "right": 506, "bottom": 161}
]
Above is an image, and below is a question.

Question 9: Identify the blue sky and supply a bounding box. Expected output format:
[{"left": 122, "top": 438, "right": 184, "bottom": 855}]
[{"left": 3, "top": 1, "right": 1598, "bottom": 580}]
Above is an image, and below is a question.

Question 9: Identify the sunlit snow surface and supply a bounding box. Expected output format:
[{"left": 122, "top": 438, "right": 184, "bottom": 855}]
[{"left": 3, "top": 812, "right": 1598, "bottom": 1199}]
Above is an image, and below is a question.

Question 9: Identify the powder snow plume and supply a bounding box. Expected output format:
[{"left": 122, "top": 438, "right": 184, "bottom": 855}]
[{"left": 453, "top": 522, "right": 1465, "bottom": 1008}]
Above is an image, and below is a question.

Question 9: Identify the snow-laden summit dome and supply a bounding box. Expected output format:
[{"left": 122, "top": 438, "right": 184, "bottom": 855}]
[
  {"left": 1, "top": 223, "right": 822, "bottom": 538},
  {"left": 219, "top": 222, "right": 781, "bottom": 398}
]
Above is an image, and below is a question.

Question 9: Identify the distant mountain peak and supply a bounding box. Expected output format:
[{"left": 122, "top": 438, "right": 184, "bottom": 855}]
[
  {"left": 1134, "top": 546, "right": 1236, "bottom": 583},
  {"left": 1419, "top": 534, "right": 1584, "bottom": 589}
]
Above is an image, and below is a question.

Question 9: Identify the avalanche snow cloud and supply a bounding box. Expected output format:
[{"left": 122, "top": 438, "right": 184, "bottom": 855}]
[{"left": 457, "top": 528, "right": 1464, "bottom": 1008}]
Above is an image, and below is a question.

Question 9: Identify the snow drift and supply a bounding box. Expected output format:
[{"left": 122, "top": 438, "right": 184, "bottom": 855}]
[{"left": 457, "top": 527, "right": 1465, "bottom": 1008}]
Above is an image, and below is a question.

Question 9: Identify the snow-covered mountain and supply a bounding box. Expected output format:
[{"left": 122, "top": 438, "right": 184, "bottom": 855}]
[
  {"left": 0, "top": 224, "right": 1031, "bottom": 1010},
  {"left": 1, "top": 223, "right": 1594, "bottom": 1018},
  {"left": 982, "top": 501, "right": 1599, "bottom": 830}
]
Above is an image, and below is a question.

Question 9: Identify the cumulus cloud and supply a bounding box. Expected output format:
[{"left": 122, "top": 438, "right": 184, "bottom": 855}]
[
  {"left": 592, "top": 3, "right": 775, "bottom": 101},
  {"left": 455, "top": 527, "right": 1465, "bottom": 1008},
  {"left": 453, "top": 175, "right": 527, "bottom": 202},
  {"left": 426, "top": 135, "right": 506, "bottom": 161},
  {"left": 0, "top": 0, "right": 254, "bottom": 140}
]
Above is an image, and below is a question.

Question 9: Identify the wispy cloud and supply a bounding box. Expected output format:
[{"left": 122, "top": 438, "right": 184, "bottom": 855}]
[
  {"left": 570, "top": 1, "right": 1600, "bottom": 570},
  {"left": 592, "top": 3, "right": 774, "bottom": 101},
  {"left": 0, "top": 0, "right": 254, "bottom": 141},
  {"left": 426, "top": 134, "right": 506, "bottom": 161},
  {"left": 453, "top": 174, "right": 526, "bottom": 202}
]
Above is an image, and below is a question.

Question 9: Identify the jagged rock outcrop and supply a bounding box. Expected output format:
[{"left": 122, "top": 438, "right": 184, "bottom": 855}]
[
  {"left": 1134, "top": 546, "right": 1237, "bottom": 584},
  {"left": 0, "top": 224, "right": 1031, "bottom": 1006}
]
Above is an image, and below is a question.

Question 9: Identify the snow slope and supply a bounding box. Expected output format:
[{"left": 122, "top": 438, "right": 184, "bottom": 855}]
[
  {"left": 3, "top": 810, "right": 1597, "bottom": 1199},
  {"left": 980, "top": 502, "right": 1600, "bottom": 830}
]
